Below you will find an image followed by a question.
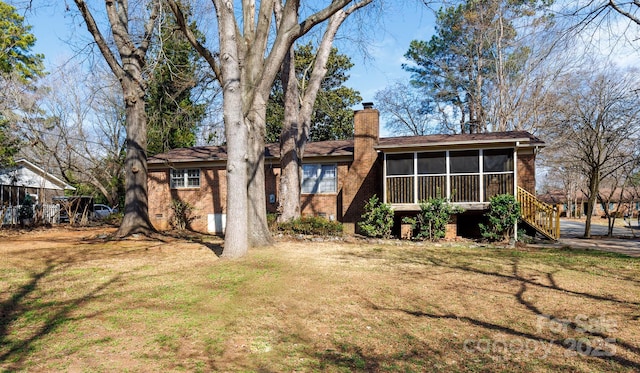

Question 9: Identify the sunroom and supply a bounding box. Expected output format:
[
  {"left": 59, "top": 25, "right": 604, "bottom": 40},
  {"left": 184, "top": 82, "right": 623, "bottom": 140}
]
[{"left": 376, "top": 132, "right": 543, "bottom": 212}]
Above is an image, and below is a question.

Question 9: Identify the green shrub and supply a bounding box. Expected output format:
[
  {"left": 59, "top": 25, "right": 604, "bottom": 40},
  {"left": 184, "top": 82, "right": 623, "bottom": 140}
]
[
  {"left": 358, "top": 195, "right": 394, "bottom": 239},
  {"left": 18, "top": 195, "right": 34, "bottom": 222},
  {"left": 278, "top": 216, "right": 343, "bottom": 236},
  {"left": 402, "top": 197, "right": 463, "bottom": 241},
  {"left": 480, "top": 194, "right": 521, "bottom": 242},
  {"left": 170, "top": 199, "right": 195, "bottom": 230},
  {"left": 266, "top": 213, "right": 279, "bottom": 232}
]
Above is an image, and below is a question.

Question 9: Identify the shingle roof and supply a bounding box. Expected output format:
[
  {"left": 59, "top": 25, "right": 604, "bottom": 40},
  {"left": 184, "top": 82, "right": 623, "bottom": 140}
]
[
  {"left": 149, "top": 131, "right": 543, "bottom": 164},
  {"left": 148, "top": 140, "right": 354, "bottom": 164},
  {"left": 377, "top": 131, "right": 544, "bottom": 149}
]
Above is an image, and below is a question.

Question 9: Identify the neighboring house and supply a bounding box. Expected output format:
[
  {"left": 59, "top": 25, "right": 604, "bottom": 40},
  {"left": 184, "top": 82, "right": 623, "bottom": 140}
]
[
  {"left": 0, "top": 159, "right": 76, "bottom": 225},
  {"left": 0, "top": 159, "right": 76, "bottom": 205},
  {"left": 148, "top": 103, "right": 555, "bottom": 239},
  {"left": 539, "top": 188, "right": 640, "bottom": 218}
]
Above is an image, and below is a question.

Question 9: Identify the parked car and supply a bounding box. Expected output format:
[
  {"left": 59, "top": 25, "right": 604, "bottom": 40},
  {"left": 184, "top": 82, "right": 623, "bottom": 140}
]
[{"left": 93, "top": 204, "right": 117, "bottom": 219}]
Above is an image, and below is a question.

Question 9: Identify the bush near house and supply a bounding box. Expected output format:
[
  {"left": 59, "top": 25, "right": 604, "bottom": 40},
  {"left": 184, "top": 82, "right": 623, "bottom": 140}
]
[
  {"left": 170, "top": 199, "right": 195, "bottom": 230},
  {"left": 18, "top": 195, "right": 34, "bottom": 225},
  {"left": 480, "top": 194, "right": 521, "bottom": 242},
  {"left": 358, "top": 195, "right": 394, "bottom": 239},
  {"left": 277, "top": 216, "right": 343, "bottom": 236},
  {"left": 403, "top": 197, "right": 463, "bottom": 241}
]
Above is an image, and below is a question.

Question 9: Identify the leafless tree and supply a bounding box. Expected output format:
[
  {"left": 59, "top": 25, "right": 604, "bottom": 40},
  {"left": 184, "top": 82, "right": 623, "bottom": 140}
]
[
  {"left": 545, "top": 64, "right": 640, "bottom": 238},
  {"left": 374, "top": 81, "right": 445, "bottom": 136},
  {"left": 277, "top": 0, "right": 373, "bottom": 223},
  {"left": 596, "top": 163, "right": 638, "bottom": 236},
  {"left": 569, "top": 1, "right": 640, "bottom": 27},
  {"left": 22, "top": 62, "right": 126, "bottom": 209},
  {"left": 168, "top": 0, "right": 368, "bottom": 258},
  {"left": 72, "top": 0, "right": 160, "bottom": 237}
]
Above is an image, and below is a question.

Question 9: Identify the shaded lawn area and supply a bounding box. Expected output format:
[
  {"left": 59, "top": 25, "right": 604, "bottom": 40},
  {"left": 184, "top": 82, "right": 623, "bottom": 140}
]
[{"left": 0, "top": 227, "right": 638, "bottom": 372}]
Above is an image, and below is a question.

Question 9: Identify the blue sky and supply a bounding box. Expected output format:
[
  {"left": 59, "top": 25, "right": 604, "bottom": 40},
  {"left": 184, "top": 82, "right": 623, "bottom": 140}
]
[{"left": 23, "top": 2, "right": 435, "bottom": 105}]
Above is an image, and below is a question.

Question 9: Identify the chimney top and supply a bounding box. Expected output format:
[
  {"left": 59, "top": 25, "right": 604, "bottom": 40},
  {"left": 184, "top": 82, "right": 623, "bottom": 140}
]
[{"left": 362, "top": 102, "right": 374, "bottom": 109}]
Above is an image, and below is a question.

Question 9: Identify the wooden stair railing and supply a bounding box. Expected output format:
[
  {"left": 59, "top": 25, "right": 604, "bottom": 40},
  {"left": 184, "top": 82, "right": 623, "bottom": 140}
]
[{"left": 517, "top": 186, "right": 560, "bottom": 240}]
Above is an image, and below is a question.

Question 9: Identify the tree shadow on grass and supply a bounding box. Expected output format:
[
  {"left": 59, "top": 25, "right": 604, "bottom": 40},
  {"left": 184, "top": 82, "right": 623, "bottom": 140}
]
[
  {"left": 337, "top": 246, "right": 640, "bottom": 370},
  {"left": 0, "top": 256, "right": 127, "bottom": 370},
  {"left": 363, "top": 298, "right": 640, "bottom": 371}
]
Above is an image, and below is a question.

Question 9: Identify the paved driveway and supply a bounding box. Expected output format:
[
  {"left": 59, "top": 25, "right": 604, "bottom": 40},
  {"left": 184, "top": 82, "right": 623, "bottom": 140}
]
[{"left": 551, "top": 218, "right": 640, "bottom": 257}]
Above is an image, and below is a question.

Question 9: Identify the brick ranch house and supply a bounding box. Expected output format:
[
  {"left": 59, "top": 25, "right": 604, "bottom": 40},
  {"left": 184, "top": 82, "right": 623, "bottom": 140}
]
[{"left": 148, "top": 103, "right": 558, "bottom": 239}]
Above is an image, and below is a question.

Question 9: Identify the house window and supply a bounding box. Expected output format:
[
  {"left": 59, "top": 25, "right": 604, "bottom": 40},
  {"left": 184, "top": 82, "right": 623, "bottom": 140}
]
[
  {"left": 302, "top": 164, "right": 336, "bottom": 194},
  {"left": 483, "top": 149, "right": 514, "bottom": 201},
  {"left": 170, "top": 169, "right": 200, "bottom": 188},
  {"left": 417, "top": 152, "right": 446, "bottom": 201},
  {"left": 417, "top": 151, "right": 446, "bottom": 174}
]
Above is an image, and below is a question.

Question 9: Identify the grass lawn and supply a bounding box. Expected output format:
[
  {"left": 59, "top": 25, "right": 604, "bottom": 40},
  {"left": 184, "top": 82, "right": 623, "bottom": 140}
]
[{"left": 0, "top": 227, "right": 638, "bottom": 372}]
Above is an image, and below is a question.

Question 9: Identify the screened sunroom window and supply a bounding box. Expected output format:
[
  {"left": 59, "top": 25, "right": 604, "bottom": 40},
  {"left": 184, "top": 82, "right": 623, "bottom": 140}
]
[
  {"left": 386, "top": 153, "right": 414, "bottom": 175},
  {"left": 417, "top": 151, "right": 446, "bottom": 174},
  {"left": 450, "top": 150, "right": 479, "bottom": 173},
  {"left": 483, "top": 149, "right": 513, "bottom": 172}
]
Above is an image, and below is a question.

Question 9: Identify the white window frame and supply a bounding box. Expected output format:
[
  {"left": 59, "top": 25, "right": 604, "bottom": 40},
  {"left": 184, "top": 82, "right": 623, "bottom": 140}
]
[
  {"left": 301, "top": 164, "right": 337, "bottom": 194},
  {"left": 170, "top": 168, "right": 201, "bottom": 189}
]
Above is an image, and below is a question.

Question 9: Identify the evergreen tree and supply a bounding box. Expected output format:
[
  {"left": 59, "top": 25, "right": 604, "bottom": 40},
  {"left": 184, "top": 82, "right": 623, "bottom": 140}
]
[
  {"left": 0, "top": 1, "right": 44, "bottom": 166},
  {"left": 266, "top": 43, "right": 361, "bottom": 143},
  {"left": 146, "top": 4, "right": 206, "bottom": 156},
  {"left": 403, "top": 0, "right": 552, "bottom": 134}
]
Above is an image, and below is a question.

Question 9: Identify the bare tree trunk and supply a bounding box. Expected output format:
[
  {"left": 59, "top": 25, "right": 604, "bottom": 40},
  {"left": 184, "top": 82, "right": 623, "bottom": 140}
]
[
  {"left": 584, "top": 169, "right": 600, "bottom": 238},
  {"left": 169, "top": 0, "right": 362, "bottom": 257},
  {"left": 73, "top": 0, "right": 159, "bottom": 237},
  {"left": 246, "top": 103, "right": 274, "bottom": 247},
  {"left": 276, "top": 4, "right": 368, "bottom": 222},
  {"left": 216, "top": 0, "right": 249, "bottom": 258},
  {"left": 277, "top": 47, "right": 302, "bottom": 223},
  {"left": 117, "top": 81, "right": 154, "bottom": 236}
]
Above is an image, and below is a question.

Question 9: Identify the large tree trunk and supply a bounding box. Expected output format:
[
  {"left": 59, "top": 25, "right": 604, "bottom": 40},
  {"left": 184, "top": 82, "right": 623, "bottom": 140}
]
[
  {"left": 276, "top": 8, "right": 359, "bottom": 223},
  {"left": 584, "top": 168, "right": 600, "bottom": 239},
  {"left": 217, "top": 0, "right": 249, "bottom": 258},
  {"left": 73, "top": 0, "right": 159, "bottom": 238},
  {"left": 277, "top": 47, "right": 302, "bottom": 223},
  {"left": 116, "top": 82, "right": 154, "bottom": 236},
  {"left": 246, "top": 101, "right": 274, "bottom": 247}
]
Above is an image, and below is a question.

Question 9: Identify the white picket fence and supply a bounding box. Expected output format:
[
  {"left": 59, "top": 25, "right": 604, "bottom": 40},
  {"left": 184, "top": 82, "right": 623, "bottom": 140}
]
[{"left": 1, "top": 204, "right": 61, "bottom": 225}]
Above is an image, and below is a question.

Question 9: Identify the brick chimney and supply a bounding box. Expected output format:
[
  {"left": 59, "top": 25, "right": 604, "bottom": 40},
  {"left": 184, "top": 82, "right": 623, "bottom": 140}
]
[
  {"left": 341, "top": 102, "right": 381, "bottom": 233},
  {"left": 354, "top": 102, "right": 379, "bottom": 161}
]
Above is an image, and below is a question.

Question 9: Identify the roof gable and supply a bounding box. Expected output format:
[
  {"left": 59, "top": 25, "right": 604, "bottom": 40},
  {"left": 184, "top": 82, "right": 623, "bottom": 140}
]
[{"left": 0, "top": 159, "right": 76, "bottom": 191}]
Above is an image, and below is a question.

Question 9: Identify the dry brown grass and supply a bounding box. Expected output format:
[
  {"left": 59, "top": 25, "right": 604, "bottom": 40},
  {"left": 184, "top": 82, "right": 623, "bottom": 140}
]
[{"left": 0, "top": 227, "right": 638, "bottom": 372}]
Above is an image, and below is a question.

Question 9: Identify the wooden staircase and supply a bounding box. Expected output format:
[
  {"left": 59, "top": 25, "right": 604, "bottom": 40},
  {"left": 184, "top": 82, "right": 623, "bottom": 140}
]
[{"left": 517, "top": 186, "right": 560, "bottom": 240}]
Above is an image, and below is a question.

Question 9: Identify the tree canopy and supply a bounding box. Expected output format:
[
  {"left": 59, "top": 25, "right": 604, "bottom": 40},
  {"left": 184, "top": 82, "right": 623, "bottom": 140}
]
[
  {"left": 403, "top": 0, "right": 553, "bottom": 134},
  {"left": 146, "top": 6, "right": 206, "bottom": 156},
  {"left": 0, "top": 1, "right": 44, "bottom": 81},
  {"left": 266, "top": 43, "right": 361, "bottom": 143},
  {"left": 0, "top": 1, "right": 44, "bottom": 167}
]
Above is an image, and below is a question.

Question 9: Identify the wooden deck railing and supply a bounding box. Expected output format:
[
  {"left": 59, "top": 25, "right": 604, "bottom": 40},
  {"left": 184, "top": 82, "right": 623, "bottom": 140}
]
[
  {"left": 387, "top": 173, "right": 512, "bottom": 204},
  {"left": 517, "top": 186, "right": 560, "bottom": 240},
  {"left": 387, "top": 177, "right": 413, "bottom": 204}
]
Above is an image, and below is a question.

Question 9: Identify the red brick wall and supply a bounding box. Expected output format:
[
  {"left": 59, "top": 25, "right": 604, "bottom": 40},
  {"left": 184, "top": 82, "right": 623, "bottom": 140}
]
[
  {"left": 148, "top": 167, "right": 227, "bottom": 232},
  {"left": 299, "top": 162, "right": 350, "bottom": 220},
  {"left": 148, "top": 161, "right": 352, "bottom": 233},
  {"left": 342, "top": 107, "right": 381, "bottom": 234}
]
